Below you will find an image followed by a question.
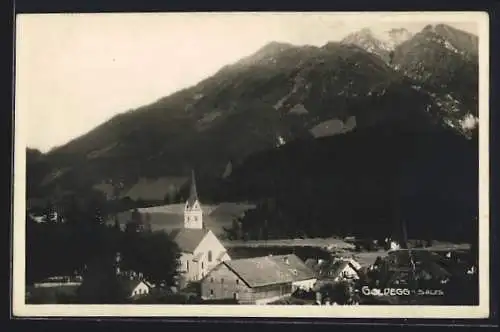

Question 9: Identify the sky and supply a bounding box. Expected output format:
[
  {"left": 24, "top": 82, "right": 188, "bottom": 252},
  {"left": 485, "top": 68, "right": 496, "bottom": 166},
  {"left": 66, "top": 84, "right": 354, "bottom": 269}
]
[{"left": 15, "top": 12, "right": 484, "bottom": 152}]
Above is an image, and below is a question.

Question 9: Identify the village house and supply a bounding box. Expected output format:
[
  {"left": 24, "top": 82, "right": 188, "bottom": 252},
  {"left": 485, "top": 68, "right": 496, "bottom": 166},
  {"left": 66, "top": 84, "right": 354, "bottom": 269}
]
[
  {"left": 200, "top": 254, "right": 316, "bottom": 304},
  {"left": 117, "top": 277, "right": 151, "bottom": 299},
  {"left": 308, "top": 258, "right": 361, "bottom": 282},
  {"left": 382, "top": 249, "right": 452, "bottom": 287},
  {"left": 169, "top": 171, "right": 230, "bottom": 288},
  {"left": 113, "top": 253, "right": 153, "bottom": 299}
]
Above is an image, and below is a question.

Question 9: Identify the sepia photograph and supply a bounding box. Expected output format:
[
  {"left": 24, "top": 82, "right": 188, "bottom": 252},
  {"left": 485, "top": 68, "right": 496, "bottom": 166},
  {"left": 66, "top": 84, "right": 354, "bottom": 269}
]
[{"left": 12, "top": 11, "right": 490, "bottom": 319}]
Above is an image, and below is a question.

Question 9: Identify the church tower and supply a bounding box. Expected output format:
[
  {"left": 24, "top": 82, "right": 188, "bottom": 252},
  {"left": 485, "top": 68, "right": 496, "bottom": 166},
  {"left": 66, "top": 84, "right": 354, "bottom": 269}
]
[{"left": 184, "top": 170, "right": 203, "bottom": 229}]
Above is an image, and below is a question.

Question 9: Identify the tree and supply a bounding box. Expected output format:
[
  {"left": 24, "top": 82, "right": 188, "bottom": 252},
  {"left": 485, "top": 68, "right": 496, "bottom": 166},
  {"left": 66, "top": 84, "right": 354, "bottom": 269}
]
[
  {"left": 113, "top": 218, "right": 121, "bottom": 231},
  {"left": 321, "top": 281, "right": 354, "bottom": 305},
  {"left": 42, "top": 200, "right": 56, "bottom": 223},
  {"left": 120, "top": 231, "right": 180, "bottom": 286},
  {"left": 77, "top": 255, "right": 128, "bottom": 304},
  {"left": 144, "top": 213, "right": 153, "bottom": 233}
]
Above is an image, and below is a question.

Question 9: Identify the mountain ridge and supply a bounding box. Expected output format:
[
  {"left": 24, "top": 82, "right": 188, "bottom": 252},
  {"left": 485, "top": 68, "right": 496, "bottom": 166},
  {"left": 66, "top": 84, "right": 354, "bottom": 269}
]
[{"left": 28, "top": 23, "right": 479, "bottom": 205}]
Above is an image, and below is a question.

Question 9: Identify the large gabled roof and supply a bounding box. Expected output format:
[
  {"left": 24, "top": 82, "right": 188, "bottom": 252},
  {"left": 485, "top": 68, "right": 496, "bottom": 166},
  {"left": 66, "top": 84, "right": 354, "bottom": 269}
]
[
  {"left": 169, "top": 228, "right": 210, "bottom": 253},
  {"left": 223, "top": 254, "right": 315, "bottom": 288}
]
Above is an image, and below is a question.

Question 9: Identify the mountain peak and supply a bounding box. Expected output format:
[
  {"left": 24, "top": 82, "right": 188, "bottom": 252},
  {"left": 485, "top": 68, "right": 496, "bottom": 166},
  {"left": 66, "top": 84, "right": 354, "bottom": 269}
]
[
  {"left": 258, "top": 41, "right": 295, "bottom": 53},
  {"left": 233, "top": 41, "right": 297, "bottom": 67},
  {"left": 340, "top": 26, "right": 413, "bottom": 62},
  {"left": 416, "top": 23, "right": 478, "bottom": 57}
]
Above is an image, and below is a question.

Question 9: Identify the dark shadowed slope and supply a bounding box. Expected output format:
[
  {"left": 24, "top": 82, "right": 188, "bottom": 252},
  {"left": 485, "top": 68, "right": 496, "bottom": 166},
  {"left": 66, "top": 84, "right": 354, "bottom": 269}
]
[
  {"left": 29, "top": 24, "right": 479, "bottom": 200},
  {"left": 221, "top": 123, "right": 478, "bottom": 242}
]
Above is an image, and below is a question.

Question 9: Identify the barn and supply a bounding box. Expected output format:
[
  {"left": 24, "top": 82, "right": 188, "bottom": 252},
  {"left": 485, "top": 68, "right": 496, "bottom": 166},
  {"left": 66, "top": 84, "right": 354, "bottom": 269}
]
[{"left": 200, "top": 254, "right": 316, "bottom": 304}]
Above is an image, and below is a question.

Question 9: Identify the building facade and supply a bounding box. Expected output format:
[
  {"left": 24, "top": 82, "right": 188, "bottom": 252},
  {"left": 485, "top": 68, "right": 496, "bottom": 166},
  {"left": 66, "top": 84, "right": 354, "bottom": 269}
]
[
  {"left": 171, "top": 171, "right": 230, "bottom": 287},
  {"left": 200, "top": 254, "right": 316, "bottom": 304}
]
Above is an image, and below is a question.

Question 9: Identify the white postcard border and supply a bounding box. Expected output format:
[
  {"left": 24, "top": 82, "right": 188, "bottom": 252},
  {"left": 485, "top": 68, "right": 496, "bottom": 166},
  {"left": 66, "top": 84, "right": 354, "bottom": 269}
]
[{"left": 12, "top": 11, "right": 490, "bottom": 319}]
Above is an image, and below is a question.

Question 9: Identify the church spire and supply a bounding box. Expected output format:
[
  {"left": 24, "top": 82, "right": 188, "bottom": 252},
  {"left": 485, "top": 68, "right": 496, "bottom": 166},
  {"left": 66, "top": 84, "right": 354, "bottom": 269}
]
[
  {"left": 184, "top": 169, "right": 203, "bottom": 229},
  {"left": 187, "top": 169, "right": 199, "bottom": 208}
]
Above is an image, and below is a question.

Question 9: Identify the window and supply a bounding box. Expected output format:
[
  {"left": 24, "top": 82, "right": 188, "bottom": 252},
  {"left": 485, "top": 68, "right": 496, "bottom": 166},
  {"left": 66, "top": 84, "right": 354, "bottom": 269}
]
[
  {"left": 187, "top": 260, "right": 189, "bottom": 271},
  {"left": 210, "top": 289, "right": 214, "bottom": 296},
  {"left": 236, "top": 279, "right": 239, "bottom": 285},
  {"left": 233, "top": 292, "right": 239, "bottom": 300},
  {"left": 210, "top": 277, "right": 214, "bottom": 283},
  {"left": 202, "top": 262, "right": 204, "bottom": 269},
  {"left": 208, "top": 250, "right": 213, "bottom": 262}
]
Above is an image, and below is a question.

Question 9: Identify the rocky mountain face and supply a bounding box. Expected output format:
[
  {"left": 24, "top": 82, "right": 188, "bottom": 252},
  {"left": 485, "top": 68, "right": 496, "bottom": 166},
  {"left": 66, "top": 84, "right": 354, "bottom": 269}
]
[
  {"left": 28, "top": 23, "right": 479, "bottom": 223},
  {"left": 341, "top": 24, "right": 479, "bottom": 137},
  {"left": 340, "top": 27, "right": 413, "bottom": 62}
]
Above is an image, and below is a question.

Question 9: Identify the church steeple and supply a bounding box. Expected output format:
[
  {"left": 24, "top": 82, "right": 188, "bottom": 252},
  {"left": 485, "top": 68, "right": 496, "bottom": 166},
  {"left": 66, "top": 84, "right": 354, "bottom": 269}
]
[
  {"left": 184, "top": 170, "right": 203, "bottom": 229},
  {"left": 186, "top": 169, "right": 199, "bottom": 208}
]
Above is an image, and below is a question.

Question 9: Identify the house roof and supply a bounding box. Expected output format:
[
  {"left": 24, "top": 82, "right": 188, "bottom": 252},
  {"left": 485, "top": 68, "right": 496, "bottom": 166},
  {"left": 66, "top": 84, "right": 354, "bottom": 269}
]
[
  {"left": 269, "top": 254, "right": 317, "bottom": 281},
  {"left": 169, "top": 228, "right": 209, "bottom": 253},
  {"left": 316, "top": 260, "right": 359, "bottom": 279},
  {"left": 329, "top": 261, "right": 351, "bottom": 277},
  {"left": 118, "top": 277, "right": 148, "bottom": 294},
  {"left": 386, "top": 249, "right": 453, "bottom": 279},
  {"left": 304, "top": 258, "right": 317, "bottom": 269},
  {"left": 223, "top": 254, "right": 315, "bottom": 288}
]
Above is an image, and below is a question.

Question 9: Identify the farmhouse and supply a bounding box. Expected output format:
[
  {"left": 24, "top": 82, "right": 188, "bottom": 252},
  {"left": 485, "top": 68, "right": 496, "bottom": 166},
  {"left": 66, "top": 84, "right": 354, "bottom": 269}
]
[
  {"left": 117, "top": 277, "right": 151, "bottom": 299},
  {"left": 200, "top": 254, "right": 316, "bottom": 304},
  {"left": 383, "top": 249, "right": 453, "bottom": 287},
  {"left": 310, "top": 258, "right": 361, "bottom": 282},
  {"left": 169, "top": 171, "right": 230, "bottom": 287},
  {"left": 329, "top": 260, "right": 361, "bottom": 282}
]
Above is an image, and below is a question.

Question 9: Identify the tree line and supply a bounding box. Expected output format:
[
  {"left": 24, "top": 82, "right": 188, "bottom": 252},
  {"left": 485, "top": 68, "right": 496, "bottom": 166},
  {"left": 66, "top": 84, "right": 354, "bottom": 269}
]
[{"left": 26, "top": 192, "right": 181, "bottom": 304}]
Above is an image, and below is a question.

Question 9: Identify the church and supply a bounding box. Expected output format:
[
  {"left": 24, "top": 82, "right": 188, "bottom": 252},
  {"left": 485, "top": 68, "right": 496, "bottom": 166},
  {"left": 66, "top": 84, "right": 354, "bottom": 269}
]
[{"left": 170, "top": 171, "right": 231, "bottom": 288}]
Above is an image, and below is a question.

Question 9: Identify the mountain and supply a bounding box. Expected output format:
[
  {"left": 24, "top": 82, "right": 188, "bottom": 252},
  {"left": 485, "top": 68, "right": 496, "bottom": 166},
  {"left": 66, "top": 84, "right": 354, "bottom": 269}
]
[
  {"left": 392, "top": 24, "right": 479, "bottom": 135},
  {"left": 220, "top": 124, "right": 478, "bottom": 241},
  {"left": 340, "top": 27, "right": 413, "bottom": 62},
  {"left": 28, "top": 24, "right": 479, "bottom": 205},
  {"left": 342, "top": 24, "right": 479, "bottom": 136}
]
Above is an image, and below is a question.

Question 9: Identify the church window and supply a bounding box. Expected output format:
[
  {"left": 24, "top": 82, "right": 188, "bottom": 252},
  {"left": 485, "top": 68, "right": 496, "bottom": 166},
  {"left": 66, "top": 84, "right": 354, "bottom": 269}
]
[{"left": 208, "top": 251, "right": 212, "bottom": 262}]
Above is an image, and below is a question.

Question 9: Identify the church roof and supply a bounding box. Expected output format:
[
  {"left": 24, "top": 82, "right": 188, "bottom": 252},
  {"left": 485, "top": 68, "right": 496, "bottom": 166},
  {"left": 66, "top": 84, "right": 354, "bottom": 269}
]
[
  {"left": 186, "top": 170, "right": 199, "bottom": 208},
  {"left": 170, "top": 228, "right": 209, "bottom": 253}
]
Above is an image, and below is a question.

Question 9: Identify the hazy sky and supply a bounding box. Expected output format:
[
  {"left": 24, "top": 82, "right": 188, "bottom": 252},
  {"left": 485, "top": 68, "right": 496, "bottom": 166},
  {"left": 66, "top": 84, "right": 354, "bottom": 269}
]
[{"left": 16, "top": 12, "right": 483, "bottom": 152}]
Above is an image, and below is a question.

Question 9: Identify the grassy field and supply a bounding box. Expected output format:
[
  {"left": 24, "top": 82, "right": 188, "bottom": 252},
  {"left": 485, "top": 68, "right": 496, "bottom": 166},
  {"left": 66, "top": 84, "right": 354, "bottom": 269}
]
[
  {"left": 26, "top": 285, "right": 80, "bottom": 304},
  {"left": 224, "top": 238, "right": 355, "bottom": 250},
  {"left": 227, "top": 245, "right": 332, "bottom": 261},
  {"left": 113, "top": 202, "right": 255, "bottom": 237}
]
